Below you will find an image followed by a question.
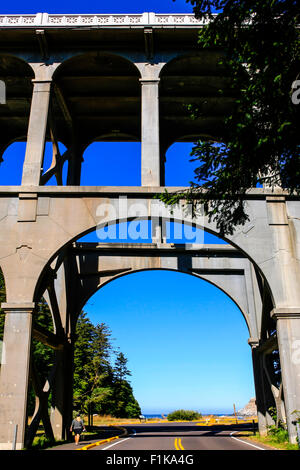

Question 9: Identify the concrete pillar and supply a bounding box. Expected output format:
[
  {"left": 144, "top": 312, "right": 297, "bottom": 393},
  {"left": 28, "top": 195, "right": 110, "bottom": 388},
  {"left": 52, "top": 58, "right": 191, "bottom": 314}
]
[
  {"left": 249, "top": 341, "right": 275, "bottom": 436},
  {"left": 21, "top": 79, "right": 51, "bottom": 186},
  {"left": 50, "top": 344, "right": 74, "bottom": 441},
  {"left": 271, "top": 308, "right": 300, "bottom": 444},
  {"left": 50, "top": 350, "right": 65, "bottom": 440},
  {"left": 0, "top": 303, "right": 35, "bottom": 450},
  {"left": 140, "top": 78, "right": 161, "bottom": 186},
  {"left": 67, "top": 148, "right": 83, "bottom": 185}
]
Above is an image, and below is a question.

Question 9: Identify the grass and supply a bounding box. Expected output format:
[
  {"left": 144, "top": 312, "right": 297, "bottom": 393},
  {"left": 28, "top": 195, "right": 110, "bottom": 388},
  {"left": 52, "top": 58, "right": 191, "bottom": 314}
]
[
  {"left": 238, "top": 430, "right": 299, "bottom": 451},
  {"left": 90, "top": 414, "right": 168, "bottom": 426}
]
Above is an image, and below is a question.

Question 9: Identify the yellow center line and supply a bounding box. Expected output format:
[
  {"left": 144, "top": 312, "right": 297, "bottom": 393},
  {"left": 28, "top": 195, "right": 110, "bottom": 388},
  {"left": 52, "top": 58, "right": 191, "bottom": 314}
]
[{"left": 174, "top": 438, "right": 185, "bottom": 450}]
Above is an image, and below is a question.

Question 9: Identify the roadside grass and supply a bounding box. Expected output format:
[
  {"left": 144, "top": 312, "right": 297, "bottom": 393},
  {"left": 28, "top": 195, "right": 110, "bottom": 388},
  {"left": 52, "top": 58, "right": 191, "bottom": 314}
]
[
  {"left": 90, "top": 414, "right": 169, "bottom": 426},
  {"left": 238, "top": 430, "right": 299, "bottom": 451}
]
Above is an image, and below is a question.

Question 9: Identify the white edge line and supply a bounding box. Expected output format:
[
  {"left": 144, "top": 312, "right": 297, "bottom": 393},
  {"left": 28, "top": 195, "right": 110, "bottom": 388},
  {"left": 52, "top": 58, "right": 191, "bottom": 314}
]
[
  {"left": 101, "top": 429, "right": 136, "bottom": 450},
  {"left": 230, "top": 431, "right": 266, "bottom": 450}
]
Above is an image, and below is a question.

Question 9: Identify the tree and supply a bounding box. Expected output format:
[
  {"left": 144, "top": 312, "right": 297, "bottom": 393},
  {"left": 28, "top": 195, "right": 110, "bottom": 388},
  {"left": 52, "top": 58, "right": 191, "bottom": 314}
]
[
  {"left": 73, "top": 312, "right": 141, "bottom": 419},
  {"left": 73, "top": 312, "right": 115, "bottom": 417},
  {"left": 27, "top": 300, "right": 55, "bottom": 416},
  {"left": 161, "top": 0, "right": 299, "bottom": 235},
  {"left": 108, "top": 352, "right": 141, "bottom": 418},
  {"left": 113, "top": 352, "right": 131, "bottom": 382}
]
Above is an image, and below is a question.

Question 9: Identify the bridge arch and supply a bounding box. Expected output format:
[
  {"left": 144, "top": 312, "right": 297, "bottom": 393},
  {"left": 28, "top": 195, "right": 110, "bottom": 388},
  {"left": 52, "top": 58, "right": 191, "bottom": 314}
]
[
  {"left": 0, "top": 55, "right": 35, "bottom": 165},
  {"left": 77, "top": 267, "right": 254, "bottom": 337},
  {"left": 52, "top": 50, "right": 142, "bottom": 79},
  {"left": 32, "top": 211, "right": 275, "bottom": 313}
]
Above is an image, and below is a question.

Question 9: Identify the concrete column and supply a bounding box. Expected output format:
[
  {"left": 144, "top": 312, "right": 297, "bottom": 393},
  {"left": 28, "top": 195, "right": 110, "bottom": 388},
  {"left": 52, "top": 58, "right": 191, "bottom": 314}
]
[
  {"left": 271, "top": 308, "right": 300, "bottom": 443},
  {"left": 50, "top": 350, "right": 64, "bottom": 440},
  {"left": 0, "top": 303, "right": 35, "bottom": 450},
  {"left": 21, "top": 79, "right": 52, "bottom": 186},
  {"left": 50, "top": 343, "right": 74, "bottom": 441},
  {"left": 140, "top": 78, "right": 161, "bottom": 186},
  {"left": 249, "top": 341, "right": 275, "bottom": 436},
  {"left": 66, "top": 148, "right": 83, "bottom": 185}
]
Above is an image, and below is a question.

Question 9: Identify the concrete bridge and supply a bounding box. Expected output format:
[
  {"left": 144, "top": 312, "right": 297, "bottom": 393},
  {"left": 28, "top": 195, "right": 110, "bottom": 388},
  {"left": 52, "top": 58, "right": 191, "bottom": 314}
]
[{"left": 0, "top": 12, "right": 299, "bottom": 449}]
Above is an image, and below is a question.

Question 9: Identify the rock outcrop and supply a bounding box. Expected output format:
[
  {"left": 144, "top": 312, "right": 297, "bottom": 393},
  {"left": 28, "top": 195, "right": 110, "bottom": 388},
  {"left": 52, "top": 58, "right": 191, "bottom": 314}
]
[{"left": 238, "top": 398, "right": 257, "bottom": 416}]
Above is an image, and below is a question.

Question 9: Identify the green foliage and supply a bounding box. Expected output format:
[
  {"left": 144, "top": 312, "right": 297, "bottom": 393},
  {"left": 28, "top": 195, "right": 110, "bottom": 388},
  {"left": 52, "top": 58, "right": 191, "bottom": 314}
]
[
  {"left": 28, "top": 299, "right": 55, "bottom": 416},
  {"left": 267, "top": 406, "right": 289, "bottom": 443},
  {"left": 167, "top": 409, "right": 202, "bottom": 421},
  {"left": 160, "top": 0, "right": 300, "bottom": 235},
  {"left": 267, "top": 425, "right": 289, "bottom": 443},
  {"left": 73, "top": 312, "right": 141, "bottom": 419},
  {"left": 30, "top": 435, "right": 63, "bottom": 450}
]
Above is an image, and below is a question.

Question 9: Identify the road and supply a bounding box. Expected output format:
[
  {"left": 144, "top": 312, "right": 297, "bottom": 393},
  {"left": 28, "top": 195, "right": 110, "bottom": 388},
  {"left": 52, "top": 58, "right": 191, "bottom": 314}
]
[{"left": 88, "top": 422, "right": 270, "bottom": 451}]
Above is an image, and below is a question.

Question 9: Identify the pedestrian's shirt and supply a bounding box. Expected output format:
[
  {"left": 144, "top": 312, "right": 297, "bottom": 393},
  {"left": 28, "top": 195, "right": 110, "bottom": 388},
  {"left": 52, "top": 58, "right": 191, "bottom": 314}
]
[{"left": 72, "top": 419, "right": 84, "bottom": 430}]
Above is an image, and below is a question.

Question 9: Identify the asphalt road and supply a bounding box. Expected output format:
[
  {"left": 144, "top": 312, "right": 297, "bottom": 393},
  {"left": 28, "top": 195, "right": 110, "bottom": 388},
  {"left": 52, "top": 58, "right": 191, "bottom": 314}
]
[{"left": 89, "top": 423, "right": 270, "bottom": 451}]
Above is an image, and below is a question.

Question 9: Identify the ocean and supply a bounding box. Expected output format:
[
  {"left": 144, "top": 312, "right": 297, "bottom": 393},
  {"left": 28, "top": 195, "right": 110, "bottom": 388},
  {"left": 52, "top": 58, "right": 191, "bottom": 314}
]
[{"left": 144, "top": 414, "right": 167, "bottom": 419}]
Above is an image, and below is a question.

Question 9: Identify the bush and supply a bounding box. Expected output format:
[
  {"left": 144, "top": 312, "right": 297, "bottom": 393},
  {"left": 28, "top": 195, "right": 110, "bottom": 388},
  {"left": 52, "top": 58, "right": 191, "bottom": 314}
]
[
  {"left": 267, "top": 425, "right": 289, "bottom": 443},
  {"left": 30, "top": 436, "right": 55, "bottom": 450},
  {"left": 167, "top": 409, "right": 202, "bottom": 421}
]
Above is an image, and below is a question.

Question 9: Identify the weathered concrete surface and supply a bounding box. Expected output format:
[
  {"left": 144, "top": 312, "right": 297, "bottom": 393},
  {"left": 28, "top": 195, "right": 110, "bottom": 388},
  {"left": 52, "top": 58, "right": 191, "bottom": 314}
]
[
  {"left": 272, "top": 309, "right": 300, "bottom": 443},
  {"left": 0, "top": 303, "right": 34, "bottom": 450}
]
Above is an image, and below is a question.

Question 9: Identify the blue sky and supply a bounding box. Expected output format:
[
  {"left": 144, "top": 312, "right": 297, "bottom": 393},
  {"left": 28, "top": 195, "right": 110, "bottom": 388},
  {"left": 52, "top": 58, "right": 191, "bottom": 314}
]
[
  {"left": 0, "top": 0, "right": 194, "bottom": 14},
  {"left": 86, "top": 271, "right": 254, "bottom": 415},
  {"left": 0, "top": 0, "right": 256, "bottom": 415}
]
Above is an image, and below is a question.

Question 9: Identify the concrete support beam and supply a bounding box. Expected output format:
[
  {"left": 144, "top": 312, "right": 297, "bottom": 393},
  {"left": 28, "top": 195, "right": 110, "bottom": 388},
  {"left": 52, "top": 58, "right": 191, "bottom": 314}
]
[
  {"left": 50, "top": 345, "right": 73, "bottom": 441},
  {"left": 249, "top": 337, "right": 282, "bottom": 436},
  {"left": 249, "top": 341, "right": 269, "bottom": 435},
  {"left": 21, "top": 79, "right": 51, "bottom": 186},
  {"left": 140, "top": 78, "right": 161, "bottom": 186},
  {"left": 0, "top": 303, "right": 35, "bottom": 450},
  {"left": 32, "top": 324, "right": 64, "bottom": 350},
  {"left": 271, "top": 308, "right": 300, "bottom": 443}
]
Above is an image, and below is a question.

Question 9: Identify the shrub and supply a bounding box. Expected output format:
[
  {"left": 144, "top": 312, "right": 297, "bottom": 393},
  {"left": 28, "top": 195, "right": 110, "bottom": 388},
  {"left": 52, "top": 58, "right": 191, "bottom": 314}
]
[
  {"left": 30, "top": 436, "right": 55, "bottom": 450},
  {"left": 267, "top": 425, "right": 289, "bottom": 443},
  {"left": 167, "top": 409, "right": 202, "bottom": 421}
]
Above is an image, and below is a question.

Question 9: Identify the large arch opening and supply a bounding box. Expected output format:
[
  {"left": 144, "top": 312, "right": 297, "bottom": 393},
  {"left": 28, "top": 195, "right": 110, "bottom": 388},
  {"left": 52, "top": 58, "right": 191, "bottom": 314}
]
[
  {"left": 52, "top": 52, "right": 141, "bottom": 186},
  {"left": 29, "top": 211, "right": 283, "bottom": 444},
  {"left": 0, "top": 55, "right": 34, "bottom": 183},
  {"left": 159, "top": 52, "right": 235, "bottom": 145},
  {"left": 159, "top": 53, "right": 236, "bottom": 187},
  {"left": 80, "top": 269, "right": 255, "bottom": 417}
]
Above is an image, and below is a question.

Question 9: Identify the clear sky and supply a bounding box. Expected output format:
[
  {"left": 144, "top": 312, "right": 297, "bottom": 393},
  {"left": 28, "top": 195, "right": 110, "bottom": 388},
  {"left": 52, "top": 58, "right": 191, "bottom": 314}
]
[
  {"left": 0, "top": 0, "right": 256, "bottom": 415},
  {"left": 0, "top": 0, "right": 194, "bottom": 14}
]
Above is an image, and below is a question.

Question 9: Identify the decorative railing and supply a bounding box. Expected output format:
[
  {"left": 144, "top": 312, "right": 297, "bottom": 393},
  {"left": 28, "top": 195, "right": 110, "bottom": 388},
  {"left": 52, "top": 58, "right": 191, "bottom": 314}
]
[{"left": 0, "top": 12, "right": 212, "bottom": 28}]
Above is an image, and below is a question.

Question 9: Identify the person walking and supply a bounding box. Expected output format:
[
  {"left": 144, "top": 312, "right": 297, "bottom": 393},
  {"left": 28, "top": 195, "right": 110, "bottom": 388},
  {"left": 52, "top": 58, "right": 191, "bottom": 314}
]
[{"left": 70, "top": 414, "right": 86, "bottom": 446}]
